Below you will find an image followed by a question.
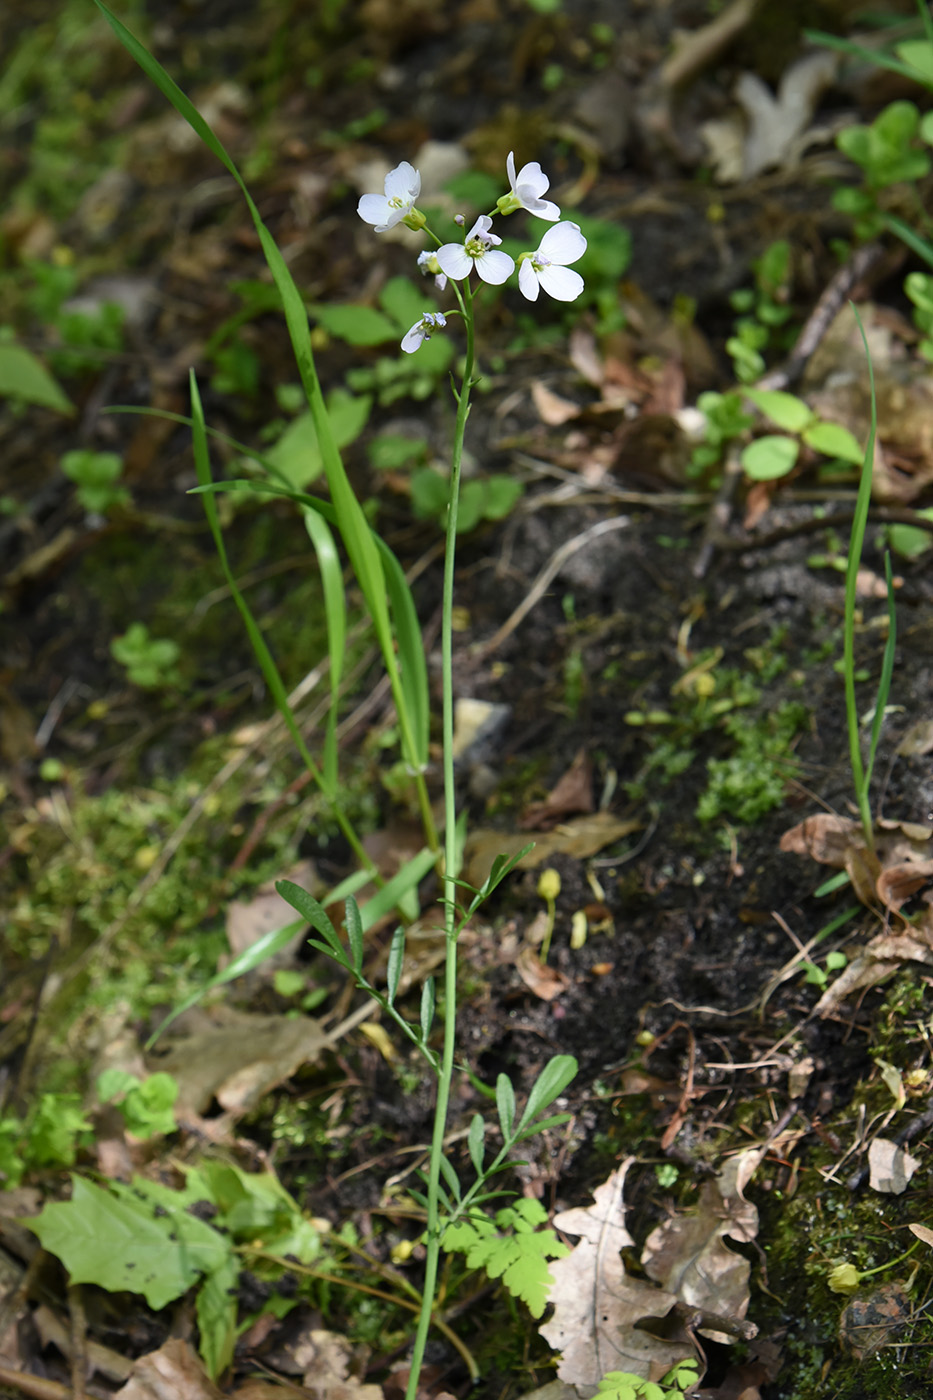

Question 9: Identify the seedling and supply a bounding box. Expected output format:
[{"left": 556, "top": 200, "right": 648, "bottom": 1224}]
[
  {"left": 110, "top": 621, "right": 181, "bottom": 689},
  {"left": 61, "top": 448, "right": 129, "bottom": 513}
]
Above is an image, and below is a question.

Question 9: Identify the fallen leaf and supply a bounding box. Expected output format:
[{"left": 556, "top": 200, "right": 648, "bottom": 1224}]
[
  {"left": 225, "top": 860, "right": 318, "bottom": 968},
  {"left": 148, "top": 1007, "right": 328, "bottom": 1118},
  {"left": 464, "top": 813, "right": 640, "bottom": 890},
  {"left": 539, "top": 1161, "right": 688, "bottom": 1389},
  {"left": 520, "top": 749, "right": 594, "bottom": 830},
  {"left": 838, "top": 1282, "right": 911, "bottom": 1360},
  {"left": 908, "top": 1223, "right": 933, "bottom": 1247},
  {"left": 896, "top": 720, "right": 933, "bottom": 757},
  {"left": 868, "top": 1138, "right": 920, "bottom": 1195},
  {"left": 114, "top": 1339, "right": 223, "bottom": 1400},
  {"left": 532, "top": 381, "right": 582, "bottom": 426},
  {"left": 641, "top": 1149, "right": 763, "bottom": 1342},
  {"left": 515, "top": 946, "right": 569, "bottom": 1002}
]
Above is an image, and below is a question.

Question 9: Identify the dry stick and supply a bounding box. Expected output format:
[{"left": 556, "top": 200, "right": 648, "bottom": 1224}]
[
  {"left": 693, "top": 242, "right": 887, "bottom": 581},
  {"left": 472, "top": 514, "right": 631, "bottom": 659},
  {"left": 66, "top": 1285, "right": 88, "bottom": 1400}
]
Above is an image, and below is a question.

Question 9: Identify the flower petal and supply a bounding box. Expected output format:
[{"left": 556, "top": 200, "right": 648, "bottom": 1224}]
[
  {"left": 537, "top": 264, "right": 584, "bottom": 301},
  {"left": 507, "top": 150, "right": 518, "bottom": 190},
  {"left": 385, "top": 161, "right": 420, "bottom": 202},
  {"left": 358, "top": 193, "right": 391, "bottom": 226},
  {"left": 526, "top": 195, "right": 561, "bottom": 222},
  {"left": 516, "top": 160, "right": 548, "bottom": 199},
  {"left": 436, "top": 244, "right": 473, "bottom": 280},
  {"left": 476, "top": 249, "right": 515, "bottom": 285},
  {"left": 539, "top": 221, "right": 586, "bottom": 263},
  {"left": 518, "top": 260, "right": 540, "bottom": 301},
  {"left": 401, "top": 322, "right": 425, "bottom": 353},
  {"left": 468, "top": 214, "right": 494, "bottom": 240}
]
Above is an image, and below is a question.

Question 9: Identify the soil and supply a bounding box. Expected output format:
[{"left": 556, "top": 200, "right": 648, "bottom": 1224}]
[{"left": 2, "top": 2, "right": 933, "bottom": 1399}]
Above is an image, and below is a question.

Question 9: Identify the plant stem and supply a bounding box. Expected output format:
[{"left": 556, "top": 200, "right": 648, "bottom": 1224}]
[{"left": 405, "top": 280, "right": 475, "bottom": 1400}]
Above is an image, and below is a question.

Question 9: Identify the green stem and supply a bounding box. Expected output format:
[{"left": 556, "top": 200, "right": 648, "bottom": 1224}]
[
  {"left": 844, "top": 306, "right": 878, "bottom": 852},
  {"left": 405, "top": 278, "right": 475, "bottom": 1400}
]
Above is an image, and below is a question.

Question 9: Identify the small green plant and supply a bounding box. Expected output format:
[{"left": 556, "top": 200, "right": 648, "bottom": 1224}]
[
  {"left": 0, "top": 327, "right": 74, "bottom": 414},
  {"left": 27, "top": 1161, "right": 323, "bottom": 1379},
  {"left": 739, "top": 388, "right": 865, "bottom": 482},
  {"left": 595, "top": 1359, "right": 701, "bottom": 1400},
  {"left": 96, "top": 1069, "right": 179, "bottom": 1138},
  {"left": 800, "top": 950, "right": 848, "bottom": 989},
  {"left": 26, "top": 261, "right": 125, "bottom": 376},
  {"left": 89, "top": 12, "right": 587, "bottom": 1398},
  {"left": 61, "top": 448, "right": 130, "bottom": 512},
  {"left": 0, "top": 1093, "right": 92, "bottom": 1188},
  {"left": 411, "top": 466, "right": 523, "bottom": 533},
  {"left": 110, "top": 621, "right": 182, "bottom": 689},
  {"left": 726, "top": 239, "right": 794, "bottom": 382},
  {"left": 441, "top": 1199, "right": 569, "bottom": 1317}
]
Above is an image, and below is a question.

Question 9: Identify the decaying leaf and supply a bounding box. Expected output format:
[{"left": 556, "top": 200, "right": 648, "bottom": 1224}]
[
  {"left": 515, "top": 945, "right": 570, "bottom": 1001},
  {"left": 838, "top": 1282, "right": 912, "bottom": 1360},
  {"left": 539, "top": 1161, "right": 688, "bottom": 1391},
  {"left": 782, "top": 813, "right": 933, "bottom": 1011},
  {"left": 464, "top": 813, "right": 641, "bottom": 890},
  {"left": 641, "top": 1149, "right": 763, "bottom": 1342},
  {"left": 520, "top": 749, "right": 594, "bottom": 831},
  {"left": 225, "top": 860, "right": 318, "bottom": 969},
  {"left": 114, "top": 1338, "right": 223, "bottom": 1400},
  {"left": 868, "top": 1138, "right": 920, "bottom": 1195},
  {"left": 148, "top": 1007, "right": 328, "bottom": 1118},
  {"left": 897, "top": 720, "right": 933, "bottom": 758}
]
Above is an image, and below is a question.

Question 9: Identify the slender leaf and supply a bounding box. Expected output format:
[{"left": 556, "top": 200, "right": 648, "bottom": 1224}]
[
  {"left": 386, "top": 927, "right": 406, "bottom": 1006},
  {"left": 864, "top": 551, "right": 897, "bottom": 794},
  {"left": 0, "top": 342, "right": 73, "bottom": 414},
  {"left": 303, "top": 507, "right": 345, "bottom": 795},
  {"left": 420, "top": 978, "right": 435, "bottom": 1043},
  {"left": 276, "top": 879, "right": 343, "bottom": 958},
  {"left": 513, "top": 1113, "right": 572, "bottom": 1142},
  {"left": 496, "top": 1074, "right": 516, "bottom": 1141},
  {"left": 357, "top": 846, "right": 435, "bottom": 932},
  {"left": 467, "top": 1113, "right": 486, "bottom": 1177},
  {"left": 376, "top": 535, "right": 429, "bottom": 769},
  {"left": 438, "top": 1155, "right": 462, "bottom": 1203},
  {"left": 146, "top": 916, "right": 304, "bottom": 1048},
  {"left": 518, "top": 1055, "right": 578, "bottom": 1131},
  {"left": 345, "top": 896, "right": 364, "bottom": 975}
]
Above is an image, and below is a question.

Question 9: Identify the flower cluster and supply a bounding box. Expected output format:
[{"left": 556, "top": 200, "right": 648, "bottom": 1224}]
[{"left": 358, "top": 150, "right": 586, "bottom": 351}]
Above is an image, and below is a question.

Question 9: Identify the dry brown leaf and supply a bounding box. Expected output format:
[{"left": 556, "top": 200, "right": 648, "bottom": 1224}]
[
  {"left": 225, "top": 860, "right": 318, "bottom": 968},
  {"left": 514, "top": 945, "right": 570, "bottom": 1001},
  {"left": 868, "top": 1138, "right": 920, "bottom": 1194},
  {"left": 908, "top": 1223, "right": 933, "bottom": 1248},
  {"left": 113, "top": 1339, "right": 222, "bottom": 1400},
  {"left": 520, "top": 749, "right": 594, "bottom": 830},
  {"left": 838, "top": 1282, "right": 912, "bottom": 1360},
  {"left": 464, "top": 813, "right": 640, "bottom": 889},
  {"left": 269, "top": 1327, "right": 382, "bottom": 1400},
  {"left": 642, "top": 1150, "right": 763, "bottom": 1342},
  {"left": 539, "top": 1161, "right": 688, "bottom": 1389},
  {"left": 148, "top": 1007, "right": 327, "bottom": 1118},
  {"left": 531, "top": 381, "right": 582, "bottom": 426},
  {"left": 896, "top": 719, "right": 933, "bottom": 757}
]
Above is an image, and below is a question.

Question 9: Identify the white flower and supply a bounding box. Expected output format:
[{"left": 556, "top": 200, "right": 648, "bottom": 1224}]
[
  {"left": 435, "top": 215, "right": 515, "bottom": 286},
  {"left": 358, "top": 161, "right": 422, "bottom": 232},
  {"left": 518, "top": 222, "right": 586, "bottom": 302},
  {"left": 417, "top": 250, "right": 448, "bottom": 291},
  {"left": 498, "top": 152, "right": 561, "bottom": 221},
  {"left": 401, "top": 310, "right": 447, "bottom": 354}
]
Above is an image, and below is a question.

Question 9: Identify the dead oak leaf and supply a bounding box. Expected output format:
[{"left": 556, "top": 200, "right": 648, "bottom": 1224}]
[
  {"left": 642, "top": 1149, "right": 764, "bottom": 1342},
  {"left": 539, "top": 1161, "right": 688, "bottom": 1391}
]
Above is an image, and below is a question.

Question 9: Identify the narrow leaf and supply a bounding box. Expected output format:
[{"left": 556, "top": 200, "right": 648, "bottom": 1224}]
[
  {"left": 386, "top": 927, "right": 406, "bottom": 1005},
  {"left": 518, "top": 1055, "right": 578, "bottom": 1131},
  {"left": 345, "top": 896, "right": 364, "bottom": 975},
  {"left": 277, "top": 880, "right": 342, "bottom": 956},
  {"left": 497, "top": 1074, "right": 516, "bottom": 1140},
  {"left": 420, "top": 977, "right": 435, "bottom": 1043},
  {"left": 468, "top": 1113, "right": 485, "bottom": 1176},
  {"left": 438, "top": 1154, "right": 462, "bottom": 1203},
  {"left": 0, "top": 342, "right": 73, "bottom": 414},
  {"left": 357, "top": 846, "right": 435, "bottom": 932}
]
